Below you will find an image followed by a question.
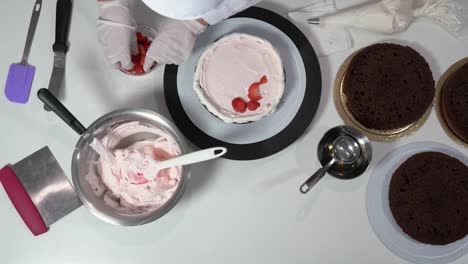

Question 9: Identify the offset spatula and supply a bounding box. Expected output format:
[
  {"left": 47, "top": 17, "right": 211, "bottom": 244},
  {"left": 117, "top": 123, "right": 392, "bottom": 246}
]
[
  {"left": 4, "top": 0, "right": 42, "bottom": 104},
  {"left": 44, "top": 0, "right": 72, "bottom": 111}
]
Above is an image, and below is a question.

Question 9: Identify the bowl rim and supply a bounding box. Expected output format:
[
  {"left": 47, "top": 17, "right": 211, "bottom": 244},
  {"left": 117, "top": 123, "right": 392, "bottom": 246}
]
[{"left": 71, "top": 108, "right": 190, "bottom": 226}]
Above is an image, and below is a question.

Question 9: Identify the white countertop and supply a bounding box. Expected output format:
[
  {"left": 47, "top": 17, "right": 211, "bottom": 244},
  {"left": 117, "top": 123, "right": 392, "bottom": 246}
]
[{"left": 0, "top": 0, "right": 467, "bottom": 263}]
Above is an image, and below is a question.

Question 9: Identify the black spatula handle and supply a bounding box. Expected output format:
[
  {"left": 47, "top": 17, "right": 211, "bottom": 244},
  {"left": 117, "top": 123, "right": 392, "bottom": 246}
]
[
  {"left": 52, "top": 0, "right": 72, "bottom": 53},
  {"left": 37, "top": 88, "right": 86, "bottom": 135}
]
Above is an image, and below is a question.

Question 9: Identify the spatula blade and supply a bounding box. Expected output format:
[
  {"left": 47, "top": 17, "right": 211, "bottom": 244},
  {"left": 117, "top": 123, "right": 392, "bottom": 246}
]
[{"left": 5, "top": 63, "right": 35, "bottom": 104}]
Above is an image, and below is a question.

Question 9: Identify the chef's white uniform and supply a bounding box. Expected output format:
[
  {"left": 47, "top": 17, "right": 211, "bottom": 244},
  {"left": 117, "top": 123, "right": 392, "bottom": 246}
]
[{"left": 141, "top": 0, "right": 262, "bottom": 24}]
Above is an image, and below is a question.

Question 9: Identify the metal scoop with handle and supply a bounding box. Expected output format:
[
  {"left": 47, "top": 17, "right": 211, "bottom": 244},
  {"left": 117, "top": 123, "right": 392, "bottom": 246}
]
[{"left": 300, "top": 136, "right": 361, "bottom": 194}]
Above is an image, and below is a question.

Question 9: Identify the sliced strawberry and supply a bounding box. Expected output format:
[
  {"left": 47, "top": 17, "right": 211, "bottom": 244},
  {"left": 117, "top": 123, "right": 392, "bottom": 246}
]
[
  {"left": 138, "top": 44, "right": 147, "bottom": 56},
  {"left": 232, "top": 97, "right": 247, "bottom": 113},
  {"left": 131, "top": 54, "right": 140, "bottom": 64},
  {"left": 126, "top": 33, "right": 154, "bottom": 75},
  {"left": 248, "top": 83, "right": 262, "bottom": 101},
  {"left": 247, "top": 100, "right": 260, "bottom": 111},
  {"left": 136, "top": 31, "right": 143, "bottom": 40},
  {"left": 131, "top": 64, "right": 144, "bottom": 74},
  {"left": 136, "top": 32, "right": 148, "bottom": 43},
  {"left": 139, "top": 54, "right": 146, "bottom": 67},
  {"left": 145, "top": 39, "right": 152, "bottom": 45},
  {"left": 259, "top": 75, "right": 268, "bottom": 84}
]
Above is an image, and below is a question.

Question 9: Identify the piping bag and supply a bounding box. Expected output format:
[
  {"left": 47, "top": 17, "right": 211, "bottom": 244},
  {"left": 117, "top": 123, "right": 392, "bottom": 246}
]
[{"left": 310, "top": 0, "right": 468, "bottom": 35}]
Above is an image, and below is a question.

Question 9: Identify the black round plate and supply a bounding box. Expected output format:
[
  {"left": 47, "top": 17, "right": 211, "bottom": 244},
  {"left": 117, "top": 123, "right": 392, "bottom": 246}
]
[{"left": 164, "top": 7, "right": 321, "bottom": 160}]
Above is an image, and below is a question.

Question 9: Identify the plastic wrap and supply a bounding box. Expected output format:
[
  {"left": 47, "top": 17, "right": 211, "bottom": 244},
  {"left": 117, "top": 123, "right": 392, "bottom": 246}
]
[
  {"left": 414, "top": 0, "right": 468, "bottom": 38},
  {"left": 320, "top": 0, "right": 468, "bottom": 37}
]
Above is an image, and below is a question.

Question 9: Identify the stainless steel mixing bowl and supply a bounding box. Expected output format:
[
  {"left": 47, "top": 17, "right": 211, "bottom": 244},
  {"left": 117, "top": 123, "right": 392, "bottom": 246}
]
[{"left": 71, "top": 109, "right": 190, "bottom": 226}]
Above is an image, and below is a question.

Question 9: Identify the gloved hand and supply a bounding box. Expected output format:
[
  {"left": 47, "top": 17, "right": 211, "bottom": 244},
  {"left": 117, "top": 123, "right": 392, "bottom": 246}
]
[
  {"left": 97, "top": 0, "right": 138, "bottom": 70},
  {"left": 143, "top": 19, "right": 207, "bottom": 71}
]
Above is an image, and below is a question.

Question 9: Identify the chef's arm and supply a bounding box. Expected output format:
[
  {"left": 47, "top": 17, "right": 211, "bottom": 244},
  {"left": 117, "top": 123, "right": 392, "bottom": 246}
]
[
  {"left": 202, "top": 0, "right": 263, "bottom": 25},
  {"left": 96, "top": 0, "right": 257, "bottom": 26},
  {"left": 98, "top": 0, "right": 207, "bottom": 27},
  {"left": 96, "top": 0, "right": 138, "bottom": 70}
]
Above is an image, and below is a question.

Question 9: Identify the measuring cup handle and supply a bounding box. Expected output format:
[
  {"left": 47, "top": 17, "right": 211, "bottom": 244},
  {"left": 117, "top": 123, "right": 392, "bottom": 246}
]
[{"left": 300, "top": 161, "right": 334, "bottom": 194}]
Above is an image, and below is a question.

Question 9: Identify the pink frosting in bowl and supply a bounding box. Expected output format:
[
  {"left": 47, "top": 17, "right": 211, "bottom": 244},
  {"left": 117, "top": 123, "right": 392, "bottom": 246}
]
[
  {"left": 86, "top": 122, "right": 181, "bottom": 211},
  {"left": 72, "top": 109, "right": 189, "bottom": 226},
  {"left": 86, "top": 122, "right": 182, "bottom": 212}
]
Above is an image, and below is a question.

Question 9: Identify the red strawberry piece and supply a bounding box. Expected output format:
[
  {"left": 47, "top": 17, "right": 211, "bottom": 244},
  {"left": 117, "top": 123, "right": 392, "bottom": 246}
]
[
  {"left": 143, "top": 42, "right": 150, "bottom": 50},
  {"left": 248, "top": 83, "right": 262, "bottom": 101},
  {"left": 136, "top": 32, "right": 148, "bottom": 43},
  {"left": 136, "top": 31, "right": 143, "bottom": 40},
  {"left": 139, "top": 54, "right": 146, "bottom": 67},
  {"left": 247, "top": 100, "right": 260, "bottom": 111},
  {"left": 259, "top": 75, "right": 268, "bottom": 84},
  {"left": 232, "top": 97, "right": 247, "bottom": 113},
  {"left": 138, "top": 44, "right": 146, "bottom": 56},
  {"left": 131, "top": 54, "right": 140, "bottom": 64},
  {"left": 128, "top": 67, "right": 136, "bottom": 74},
  {"left": 132, "top": 65, "right": 144, "bottom": 74}
]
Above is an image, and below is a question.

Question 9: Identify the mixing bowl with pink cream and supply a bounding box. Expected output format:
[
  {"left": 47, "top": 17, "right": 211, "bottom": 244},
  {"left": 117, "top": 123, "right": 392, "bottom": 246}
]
[{"left": 72, "top": 109, "right": 190, "bottom": 226}]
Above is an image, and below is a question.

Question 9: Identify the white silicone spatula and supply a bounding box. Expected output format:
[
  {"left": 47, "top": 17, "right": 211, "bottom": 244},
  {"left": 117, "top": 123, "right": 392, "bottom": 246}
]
[
  {"left": 90, "top": 138, "right": 118, "bottom": 166},
  {"left": 144, "top": 147, "right": 227, "bottom": 180}
]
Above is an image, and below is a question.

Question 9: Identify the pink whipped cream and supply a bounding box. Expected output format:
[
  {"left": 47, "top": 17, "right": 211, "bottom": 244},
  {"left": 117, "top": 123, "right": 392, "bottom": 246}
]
[
  {"left": 194, "top": 33, "right": 285, "bottom": 123},
  {"left": 86, "top": 122, "right": 181, "bottom": 212}
]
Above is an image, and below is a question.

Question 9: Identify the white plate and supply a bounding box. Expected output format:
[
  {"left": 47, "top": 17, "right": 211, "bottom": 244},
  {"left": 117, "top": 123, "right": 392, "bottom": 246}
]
[
  {"left": 366, "top": 142, "right": 468, "bottom": 264},
  {"left": 164, "top": 7, "right": 321, "bottom": 160},
  {"left": 176, "top": 17, "right": 306, "bottom": 145}
]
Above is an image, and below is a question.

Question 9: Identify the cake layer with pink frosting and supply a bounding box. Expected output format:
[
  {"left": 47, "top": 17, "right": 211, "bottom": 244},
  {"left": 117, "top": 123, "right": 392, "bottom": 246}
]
[
  {"left": 86, "top": 122, "right": 181, "bottom": 212},
  {"left": 194, "top": 33, "right": 285, "bottom": 123}
]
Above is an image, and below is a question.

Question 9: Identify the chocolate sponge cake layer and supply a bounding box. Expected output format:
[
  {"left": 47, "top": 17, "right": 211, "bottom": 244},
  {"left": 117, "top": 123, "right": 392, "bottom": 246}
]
[
  {"left": 343, "top": 43, "right": 435, "bottom": 131},
  {"left": 389, "top": 152, "right": 468, "bottom": 245},
  {"left": 442, "top": 63, "right": 468, "bottom": 143}
]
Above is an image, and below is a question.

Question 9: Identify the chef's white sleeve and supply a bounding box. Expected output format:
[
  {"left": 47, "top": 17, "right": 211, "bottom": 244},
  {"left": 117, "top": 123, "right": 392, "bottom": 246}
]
[{"left": 202, "top": 0, "right": 263, "bottom": 25}]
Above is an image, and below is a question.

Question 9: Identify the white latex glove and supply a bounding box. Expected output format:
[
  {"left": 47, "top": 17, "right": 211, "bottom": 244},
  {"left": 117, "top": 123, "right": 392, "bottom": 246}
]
[
  {"left": 143, "top": 19, "right": 207, "bottom": 71},
  {"left": 97, "top": 0, "right": 138, "bottom": 70}
]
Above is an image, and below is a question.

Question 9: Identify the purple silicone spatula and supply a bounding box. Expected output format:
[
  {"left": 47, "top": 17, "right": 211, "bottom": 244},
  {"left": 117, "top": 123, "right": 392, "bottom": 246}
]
[{"left": 4, "top": 0, "right": 42, "bottom": 104}]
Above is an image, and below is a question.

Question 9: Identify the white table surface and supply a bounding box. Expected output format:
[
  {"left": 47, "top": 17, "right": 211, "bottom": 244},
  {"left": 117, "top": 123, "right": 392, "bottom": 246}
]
[{"left": 1, "top": 0, "right": 467, "bottom": 263}]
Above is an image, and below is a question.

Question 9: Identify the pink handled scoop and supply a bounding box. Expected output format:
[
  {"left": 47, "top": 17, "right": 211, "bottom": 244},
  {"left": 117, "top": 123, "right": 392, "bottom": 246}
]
[{"left": 4, "top": 0, "right": 42, "bottom": 104}]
